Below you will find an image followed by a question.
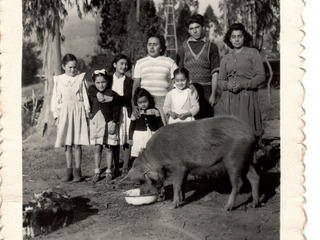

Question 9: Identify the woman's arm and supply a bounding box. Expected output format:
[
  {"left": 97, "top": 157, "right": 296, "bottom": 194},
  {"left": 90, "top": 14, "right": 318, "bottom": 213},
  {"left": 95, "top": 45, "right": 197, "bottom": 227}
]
[
  {"left": 217, "top": 57, "right": 228, "bottom": 91},
  {"left": 128, "top": 118, "right": 136, "bottom": 140},
  {"left": 246, "top": 50, "right": 266, "bottom": 89},
  {"left": 163, "top": 92, "right": 171, "bottom": 115},
  {"left": 189, "top": 90, "right": 200, "bottom": 116},
  {"left": 131, "top": 78, "right": 141, "bottom": 118}
]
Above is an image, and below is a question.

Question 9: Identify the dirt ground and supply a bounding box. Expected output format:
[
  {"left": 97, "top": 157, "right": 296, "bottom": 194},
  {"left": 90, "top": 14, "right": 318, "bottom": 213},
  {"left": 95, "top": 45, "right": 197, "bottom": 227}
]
[{"left": 23, "top": 88, "right": 280, "bottom": 240}]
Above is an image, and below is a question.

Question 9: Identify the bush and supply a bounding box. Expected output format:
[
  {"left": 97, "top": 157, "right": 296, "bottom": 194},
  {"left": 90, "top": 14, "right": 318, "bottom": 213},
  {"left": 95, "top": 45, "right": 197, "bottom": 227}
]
[{"left": 22, "top": 40, "right": 42, "bottom": 86}]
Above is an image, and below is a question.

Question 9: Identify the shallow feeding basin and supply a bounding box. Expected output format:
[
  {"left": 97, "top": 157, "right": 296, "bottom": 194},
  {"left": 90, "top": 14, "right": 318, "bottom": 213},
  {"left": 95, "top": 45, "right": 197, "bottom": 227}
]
[{"left": 124, "top": 188, "right": 158, "bottom": 205}]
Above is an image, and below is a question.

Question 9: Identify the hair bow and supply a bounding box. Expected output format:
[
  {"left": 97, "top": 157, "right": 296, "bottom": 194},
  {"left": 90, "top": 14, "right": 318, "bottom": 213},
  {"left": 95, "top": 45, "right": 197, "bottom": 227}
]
[{"left": 93, "top": 69, "right": 106, "bottom": 75}]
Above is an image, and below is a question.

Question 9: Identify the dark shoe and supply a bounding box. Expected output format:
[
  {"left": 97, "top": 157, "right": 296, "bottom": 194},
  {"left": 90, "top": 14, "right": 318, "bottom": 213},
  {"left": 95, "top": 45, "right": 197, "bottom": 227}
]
[
  {"left": 92, "top": 173, "right": 100, "bottom": 183},
  {"left": 113, "top": 168, "right": 121, "bottom": 177},
  {"left": 105, "top": 171, "right": 113, "bottom": 181},
  {"left": 62, "top": 168, "right": 73, "bottom": 182},
  {"left": 73, "top": 168, "right": 82, "bottom": 182}
]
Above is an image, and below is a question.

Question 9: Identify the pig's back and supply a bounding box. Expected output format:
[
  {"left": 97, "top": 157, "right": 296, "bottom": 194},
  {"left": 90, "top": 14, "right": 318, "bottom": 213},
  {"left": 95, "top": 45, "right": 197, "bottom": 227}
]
[{"left": 145, "top": 116, "right": 255, "bottom": 166}]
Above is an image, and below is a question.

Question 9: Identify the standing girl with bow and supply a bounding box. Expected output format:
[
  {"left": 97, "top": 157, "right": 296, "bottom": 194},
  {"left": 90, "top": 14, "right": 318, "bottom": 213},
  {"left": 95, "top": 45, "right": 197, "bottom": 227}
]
[{"left": 88, "top": 69, "right": 121, "bottom": 182}]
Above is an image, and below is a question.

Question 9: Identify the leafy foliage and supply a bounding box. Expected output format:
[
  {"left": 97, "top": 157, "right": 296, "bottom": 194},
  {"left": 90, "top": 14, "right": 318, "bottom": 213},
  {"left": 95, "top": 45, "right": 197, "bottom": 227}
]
[
  {"left": 96, "top": 0, "right": 160, "bottom": 58},
  {"left": 22, "top": 40, "right": 43, "bottom": 86},
  {"left": 176, "top": 4, "right": 191, "bottom": 45},
  {"left": 219, "top": 0, "right": 280, "bottom": 51},
  {"left": 203, "top": 4, "right": 223, "bottom": 37}
]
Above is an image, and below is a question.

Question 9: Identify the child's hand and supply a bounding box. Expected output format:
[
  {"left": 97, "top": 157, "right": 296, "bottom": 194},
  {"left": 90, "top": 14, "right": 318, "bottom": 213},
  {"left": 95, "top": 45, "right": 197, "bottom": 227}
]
[
  {"left": 132, "top": 106, "right": 141, "bottom": 119},
  {"left": 168, "top": 111, "right": 178, "bottom": 119},
  {"left": 146, "top": 109, "right": 155, "bottom": 115},
  {"left": 227, "top": 81, "right": 236, "bottom": 92},
  {"left": 108, "top": 121, "right": 116, "bottom": 134},
  {"left": 103, "top": 95, "right": 113, "bottom": 103},
  {"left": 178, "top": 112, "right": 191, "bottom": 120},
  {"left": 97, "top": 92, "right": 105, "bottom": 102},
  {"left": 146, "top": 109, "right": 159, "bottom": 116}
]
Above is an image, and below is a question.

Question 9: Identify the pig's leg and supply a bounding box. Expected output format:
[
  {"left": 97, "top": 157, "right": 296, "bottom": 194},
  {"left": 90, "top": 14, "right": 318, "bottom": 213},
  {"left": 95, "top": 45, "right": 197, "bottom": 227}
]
[
  {"left": 180, "top": 172, "right": 188, "bottom": 202},
  {"left": 224, "top": 171, "right": 243, "bottom": 211},
  {"left": 246, "top": 164, "right": 260, "bottom": 208},
  {"left": 170, "top": 169, "right": 187, "bottom": 209}
]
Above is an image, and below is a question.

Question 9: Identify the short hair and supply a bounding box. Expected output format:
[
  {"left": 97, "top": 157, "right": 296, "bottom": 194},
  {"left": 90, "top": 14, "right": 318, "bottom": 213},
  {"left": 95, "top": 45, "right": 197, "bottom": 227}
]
[
  {"left": 223, "top": 23, "right": 252, "bottom": 49},
  {"left": 147, "top": 33, "right": 167, "bottom": 56},
  {"left": 133, "top": 87, "right": 155, "bottom": 109},
  {"left": 173, "top": 67, "right": 190, "bottom": 80},
  {"left": 186, "top": 14, "right": 204, "bottom": 28},
  {"left": 91, "top": 70, "right": 112, "bottom": 89},
  {"left": 111, "top": 54, "right": 132, "bottom": 71},
  {"left": 62, "top": 53, "right": 77, "bottom": 65}
]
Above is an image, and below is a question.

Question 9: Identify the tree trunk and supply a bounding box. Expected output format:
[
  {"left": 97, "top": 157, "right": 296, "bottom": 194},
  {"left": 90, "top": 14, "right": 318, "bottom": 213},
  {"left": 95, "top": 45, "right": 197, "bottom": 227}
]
[{"left": 37, "top": 16, "right": 62, "bottom": 136}]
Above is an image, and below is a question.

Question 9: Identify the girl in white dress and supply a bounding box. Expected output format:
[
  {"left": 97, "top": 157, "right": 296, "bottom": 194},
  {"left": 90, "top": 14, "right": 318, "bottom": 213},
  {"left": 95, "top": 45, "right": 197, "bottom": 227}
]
[
  {"left": 51, "top": 54, "right": 90, "bottom": 182},
  {"left": 163, "top": 67, "right": 200, "bottom": 124}
]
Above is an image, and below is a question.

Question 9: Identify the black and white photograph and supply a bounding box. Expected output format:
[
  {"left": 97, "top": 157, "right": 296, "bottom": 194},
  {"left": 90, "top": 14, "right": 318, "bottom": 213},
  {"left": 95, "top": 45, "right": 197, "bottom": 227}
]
[{"left": 0, "top": 0, "right": 306, "bottom": 239}]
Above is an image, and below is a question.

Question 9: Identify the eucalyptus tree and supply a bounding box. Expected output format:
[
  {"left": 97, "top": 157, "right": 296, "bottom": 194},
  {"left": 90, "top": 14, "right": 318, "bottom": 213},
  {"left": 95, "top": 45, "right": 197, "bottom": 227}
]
[
  {"left": 219, "top": 0, "right": 280, "bottom": 51},
  {"left": 23, "top": 0, "right": 97, "bottom": 135}
]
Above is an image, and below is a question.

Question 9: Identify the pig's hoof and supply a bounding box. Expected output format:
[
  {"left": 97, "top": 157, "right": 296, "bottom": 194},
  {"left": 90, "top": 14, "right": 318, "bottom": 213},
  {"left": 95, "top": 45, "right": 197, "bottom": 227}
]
[
  {"left": 223, "top": 205, "right": 233, "bottom": 212},
  {"left": 251, "top": 201, "right": 259, "bottom": 208},
  {"left": 169, "top": 205, "right": 177, "bottom": 210}
]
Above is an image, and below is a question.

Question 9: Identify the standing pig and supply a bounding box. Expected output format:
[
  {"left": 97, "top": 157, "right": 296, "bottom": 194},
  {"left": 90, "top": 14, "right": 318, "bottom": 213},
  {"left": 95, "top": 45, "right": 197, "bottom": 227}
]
[{"left": 125, "top": 116, "right": 260, "bottom": 211}]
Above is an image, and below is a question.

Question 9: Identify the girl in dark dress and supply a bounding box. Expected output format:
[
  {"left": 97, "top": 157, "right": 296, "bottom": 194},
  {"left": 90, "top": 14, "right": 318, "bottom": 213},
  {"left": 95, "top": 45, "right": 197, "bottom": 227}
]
[
  {"left": 129, "top": 88, "right": 163, "bottom": 158},
  {"left": 88, "top": 69, "right": 121, "bottom": 182}
]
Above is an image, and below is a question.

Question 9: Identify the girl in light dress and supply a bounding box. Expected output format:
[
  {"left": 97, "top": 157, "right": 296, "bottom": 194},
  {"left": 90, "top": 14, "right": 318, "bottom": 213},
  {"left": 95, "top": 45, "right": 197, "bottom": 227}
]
[
  {"left": 129, "top": 88, "right": 163, "bottom": 158},
  {"left": 163, "top": 68, "right": 199, "bottom": 124},
  {"left": 51, "top": 53, "right": 90, "bottom": 182},
  {"left": 88, "top": 70, "right": 121, "bottom": 182},
  {"left": 110, "top": 54, "right": 134, "bottom": 176}
]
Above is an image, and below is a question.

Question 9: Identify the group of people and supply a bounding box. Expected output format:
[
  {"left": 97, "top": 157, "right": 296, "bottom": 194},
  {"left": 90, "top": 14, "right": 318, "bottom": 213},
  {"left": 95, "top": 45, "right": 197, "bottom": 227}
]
[{"left": 51, "top": 14, "right": 266, "bottom": 183}]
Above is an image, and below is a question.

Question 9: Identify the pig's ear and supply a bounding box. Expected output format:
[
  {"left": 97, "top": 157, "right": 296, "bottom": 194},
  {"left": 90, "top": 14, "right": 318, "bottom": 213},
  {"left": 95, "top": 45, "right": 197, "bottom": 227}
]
[{"left": 145, "top": 170, "right": 165, "bottom": 184}]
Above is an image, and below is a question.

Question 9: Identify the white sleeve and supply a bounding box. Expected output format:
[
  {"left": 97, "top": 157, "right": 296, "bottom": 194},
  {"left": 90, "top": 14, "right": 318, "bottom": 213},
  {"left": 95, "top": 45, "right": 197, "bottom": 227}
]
[
  {"left": 163, "top": 91, "right": 172, "bottom": 115},
  {"left": 81, "top": 78, "right": 91, "bottom": 115},
  {"left": 133, "top": 61, "right": 141, "bottom": 79},
  {"left": 51, "top": 76, "right": 61, "bottom": 119}
]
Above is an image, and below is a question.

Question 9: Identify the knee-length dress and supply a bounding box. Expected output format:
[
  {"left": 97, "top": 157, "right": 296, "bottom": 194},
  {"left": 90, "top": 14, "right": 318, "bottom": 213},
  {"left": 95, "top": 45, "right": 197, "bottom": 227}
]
[
  {"left": 129, "top": 109, "right": 163, "bottom": 157},
  {"left": 51, "top": 73, "right": 90, "bottom": 147},
  {"left": 163, "top": 88, "right": 199, "bottom": 124},
  {"left": 88, "top": 85, "right": 121, "bottom": 146},
  {"left": 215, "top": 47, "right": 265, "bottom": 134}
]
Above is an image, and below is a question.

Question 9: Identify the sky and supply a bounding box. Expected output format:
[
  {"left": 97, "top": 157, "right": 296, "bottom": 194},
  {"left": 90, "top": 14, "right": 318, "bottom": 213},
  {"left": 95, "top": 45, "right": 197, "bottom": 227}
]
[{"left": 153, "top": 0, "right": 221, "bottom": 15}]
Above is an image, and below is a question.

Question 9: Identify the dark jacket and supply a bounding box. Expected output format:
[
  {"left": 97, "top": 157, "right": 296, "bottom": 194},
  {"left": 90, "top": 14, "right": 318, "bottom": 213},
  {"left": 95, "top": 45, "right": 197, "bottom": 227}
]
[
  {"left": 88, "top": 85, "right": 121, "bottom": 124},
  {"left": 129, "top": 108, "right": 164, "bottom": 140}
]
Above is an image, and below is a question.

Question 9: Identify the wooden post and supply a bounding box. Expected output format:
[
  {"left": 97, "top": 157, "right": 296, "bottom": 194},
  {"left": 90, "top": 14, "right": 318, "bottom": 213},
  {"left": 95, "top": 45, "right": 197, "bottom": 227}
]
[{"left": 136, "top": 0, "right": 140, "bottom": 22}]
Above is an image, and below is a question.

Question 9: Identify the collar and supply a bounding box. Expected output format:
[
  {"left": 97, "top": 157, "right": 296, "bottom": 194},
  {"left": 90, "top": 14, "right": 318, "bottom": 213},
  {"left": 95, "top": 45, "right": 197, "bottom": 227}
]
[
  {"left": 187, "top": 36, "right": 207, "bottom": 43},
  {"left": 113, "top": 73, "right": 125, "bottom": 81},
  {"left": 61, "top": 74, "right": 78, "bottom": 87},
  {"left": 174, "top": 87, "right": 189, "bottom": 93}
]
